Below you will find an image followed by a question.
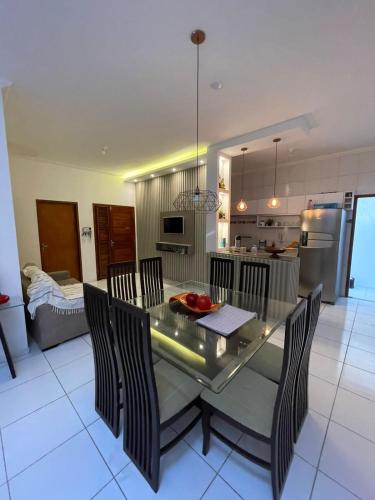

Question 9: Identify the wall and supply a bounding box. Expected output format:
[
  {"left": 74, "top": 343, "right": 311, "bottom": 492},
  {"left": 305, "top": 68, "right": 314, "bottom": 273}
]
[
  {"left": 135, "top": 166, "right": 208, "bottom": 283},
  {"left": 0, "top": 96, "right": 23, "bottom": 297},
  {"left": 10, "top": 156, "right": 135, "bottom": 282},
  {"left": 351, "top": 197, "right": 375, "bottom": 289},
  {"left": 231, "top": 148, "right": 375, "bottom": 243}
]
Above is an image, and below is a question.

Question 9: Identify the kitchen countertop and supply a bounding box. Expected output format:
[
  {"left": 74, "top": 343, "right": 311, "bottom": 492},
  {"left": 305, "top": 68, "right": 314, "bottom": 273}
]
[{"left": 216, "top": 249, "right": 299, "bottom": 261}]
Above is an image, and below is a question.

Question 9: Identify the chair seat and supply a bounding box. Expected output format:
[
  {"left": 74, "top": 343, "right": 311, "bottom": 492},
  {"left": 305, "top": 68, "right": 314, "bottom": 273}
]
[
  {"left": 152, "top": 353, "right": 161, "bottom": 364},
  {"left": 155, "top": 360, "right": 202, "bottom": 424},
  {"left": 201, "top": 367, "right": 278, "bottom": 438},
  {"left": 246, "top": 342, "right": 283, "bottom": 384}
]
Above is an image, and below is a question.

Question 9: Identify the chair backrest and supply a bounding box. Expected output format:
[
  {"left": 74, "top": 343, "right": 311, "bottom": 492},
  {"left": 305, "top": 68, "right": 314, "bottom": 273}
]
[
  {"left": 239, "top": 261, "right": 270, "bottom": 320},
  {"left": 209, "top": 257, "right": 234, "bottom": 289},
  {"left": 110, "top": 297, "right": 160, "bottom": 490},
  {"left": 294, "top": 283, "right": 322, "bottom": 436},
  {"left": 83, "top": 283, "right": 120, "bottom": 435},
  {"left": 271, "top": 299, "right": 307, "bottom": 500},
  {"left": 140, "top": 257, "right": 163, "bottom": 296},
  {"left": 107, "top": 261, "right": 137, "bottom": 304}
]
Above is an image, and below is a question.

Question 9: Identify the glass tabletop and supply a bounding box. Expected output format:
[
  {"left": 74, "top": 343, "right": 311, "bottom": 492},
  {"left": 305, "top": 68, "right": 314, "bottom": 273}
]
[{"left": 132, "top": 281, "right": 296, "bottom": 393}]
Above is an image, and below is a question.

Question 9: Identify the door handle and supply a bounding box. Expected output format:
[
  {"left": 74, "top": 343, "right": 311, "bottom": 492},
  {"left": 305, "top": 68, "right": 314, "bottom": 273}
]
[
  {"left": 41, "top": 243, "right": 48, "bottom": 252},
  {"left": 110, "top": 240, "right": 114, "bottom": 247}
]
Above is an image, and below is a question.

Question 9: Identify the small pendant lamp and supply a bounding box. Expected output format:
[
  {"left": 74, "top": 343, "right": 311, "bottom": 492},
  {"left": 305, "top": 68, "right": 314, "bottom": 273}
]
[
  {"left": 267, "top": 138, "right": 281, "bottom": 209},
  {"left": 236, "top": 147, "right": 248, "bottom": 212}
]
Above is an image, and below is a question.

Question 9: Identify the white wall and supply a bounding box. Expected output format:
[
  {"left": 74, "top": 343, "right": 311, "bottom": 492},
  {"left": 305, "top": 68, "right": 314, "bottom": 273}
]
[
  {"left": 10, "top": 156, "right": 135, "bottom": 282},
  {"left": 0, "top": 95, "right": 23, "bottom": 297},
  {"left": 231, "top": 148, "right": 375, "bottom": 202}
]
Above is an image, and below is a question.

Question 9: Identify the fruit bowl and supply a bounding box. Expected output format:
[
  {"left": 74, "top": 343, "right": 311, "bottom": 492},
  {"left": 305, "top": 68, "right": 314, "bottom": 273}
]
[
  {"left": 265, "top": 246, "right": 286, "bottom": 259},
  {"left": 169, "top": 293, "right": 221, "bottom": 314}
]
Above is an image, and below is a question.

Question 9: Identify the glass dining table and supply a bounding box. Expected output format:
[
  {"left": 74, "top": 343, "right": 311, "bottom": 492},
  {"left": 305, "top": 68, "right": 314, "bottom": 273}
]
[{"left": 131, "top": 281, "right": 296, "bottom": 393}]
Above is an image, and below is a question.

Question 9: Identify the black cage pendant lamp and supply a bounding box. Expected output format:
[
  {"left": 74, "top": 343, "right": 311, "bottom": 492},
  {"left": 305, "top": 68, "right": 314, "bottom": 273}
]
[
  {"left": 173, "top": 30, "right": 221, "bottom": 213},
  {"left": 236, "top": 147, "right": 248, "bottom": 212},
  {"left": 267, "top": 138, "right": 281, "bottom": 209}
]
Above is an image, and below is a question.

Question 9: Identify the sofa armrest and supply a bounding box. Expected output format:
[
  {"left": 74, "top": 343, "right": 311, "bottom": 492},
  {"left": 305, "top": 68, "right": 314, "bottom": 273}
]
[{"left": 48, "top": 270, "right": 71, "bottom": 282}]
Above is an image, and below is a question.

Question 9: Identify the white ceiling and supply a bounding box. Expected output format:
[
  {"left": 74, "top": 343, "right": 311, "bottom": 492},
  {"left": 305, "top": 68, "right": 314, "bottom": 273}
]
[{"left": 1, "top": 0, "right": 375, "bottom": 176}]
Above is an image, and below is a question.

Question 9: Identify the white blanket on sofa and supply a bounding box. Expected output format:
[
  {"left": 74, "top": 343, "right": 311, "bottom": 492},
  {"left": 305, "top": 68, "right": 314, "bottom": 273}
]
[{"left": 23, "top": 265, "right": 85, "bottom": 319}]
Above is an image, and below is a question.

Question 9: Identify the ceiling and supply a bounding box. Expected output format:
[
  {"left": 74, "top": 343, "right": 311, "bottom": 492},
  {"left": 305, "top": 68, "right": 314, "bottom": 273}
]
[{"left": 1, "top": 0, "right": 375, "bottom": 177}]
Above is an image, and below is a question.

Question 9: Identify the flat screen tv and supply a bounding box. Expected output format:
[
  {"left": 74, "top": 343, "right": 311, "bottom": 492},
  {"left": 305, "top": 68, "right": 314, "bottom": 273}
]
[{"left": 163, "top": 216, "right": 184, "bottom": 234}]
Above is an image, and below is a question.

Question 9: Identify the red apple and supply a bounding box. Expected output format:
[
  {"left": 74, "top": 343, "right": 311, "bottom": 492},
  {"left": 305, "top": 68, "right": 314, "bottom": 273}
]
[
  {"left": 186, "top": 293, "right": 199, "bottom": 307},
  {"left": 197, "top": 294, "right": 212, "bottom": 311}
]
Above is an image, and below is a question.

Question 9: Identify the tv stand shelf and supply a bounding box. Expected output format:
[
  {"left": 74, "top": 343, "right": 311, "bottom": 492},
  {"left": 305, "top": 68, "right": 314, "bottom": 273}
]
[{"left": 156, "top": 242, "right": 193, "bottom": 255}]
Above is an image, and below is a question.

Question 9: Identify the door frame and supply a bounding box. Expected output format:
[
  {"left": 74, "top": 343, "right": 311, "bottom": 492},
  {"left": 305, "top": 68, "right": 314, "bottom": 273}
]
[
  {"left": 93, "top": 203, "right": 136, "bottom": 280},
  {"left": 36, "top": 199, "right": 83, "bottom": 281},
  {"left": 345, "top": 193, "right": 375, "bottom": 296}
]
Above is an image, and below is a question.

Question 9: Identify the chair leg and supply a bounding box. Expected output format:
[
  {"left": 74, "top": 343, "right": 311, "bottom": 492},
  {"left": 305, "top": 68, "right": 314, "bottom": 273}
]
[{"left": 202, "top": 403, "right": 211, "bottom": 456}]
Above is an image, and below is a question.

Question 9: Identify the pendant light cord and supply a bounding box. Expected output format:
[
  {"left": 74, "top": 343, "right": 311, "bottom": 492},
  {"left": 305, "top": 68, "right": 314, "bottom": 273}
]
[
  {"left": 241, "top": 150, "right": 245, "bottom": 198},
  {"left": 273, "top": 140, "right": 278, "bottom": 197},
  {"left": 196, "top": 40, "right": 200, "bottom": 190}
]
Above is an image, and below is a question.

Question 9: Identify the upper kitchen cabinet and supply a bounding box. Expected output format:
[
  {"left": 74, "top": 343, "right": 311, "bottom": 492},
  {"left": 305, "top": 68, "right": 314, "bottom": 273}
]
[
  {"left": 257, "top": 197, "right": 288, "bottom": 214},
  {"left": 287, "top": 195, "right": 306, "bottom": 214}
]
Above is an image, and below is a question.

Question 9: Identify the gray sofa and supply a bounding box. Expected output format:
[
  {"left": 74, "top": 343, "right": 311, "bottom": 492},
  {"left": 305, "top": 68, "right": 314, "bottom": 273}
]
[{"left": 21, "top": 269, "right": 89, "bottom": 350}]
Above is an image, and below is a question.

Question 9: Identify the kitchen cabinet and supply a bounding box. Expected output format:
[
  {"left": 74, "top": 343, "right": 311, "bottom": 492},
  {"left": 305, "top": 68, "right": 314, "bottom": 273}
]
[{"left": 287, "top": 195, "right": 305, "bottom": 215}]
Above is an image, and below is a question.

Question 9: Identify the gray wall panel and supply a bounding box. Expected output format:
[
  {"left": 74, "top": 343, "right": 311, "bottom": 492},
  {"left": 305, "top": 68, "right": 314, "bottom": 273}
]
[{"left": 135, "top": 166, "right": 208, "bottom": 283}]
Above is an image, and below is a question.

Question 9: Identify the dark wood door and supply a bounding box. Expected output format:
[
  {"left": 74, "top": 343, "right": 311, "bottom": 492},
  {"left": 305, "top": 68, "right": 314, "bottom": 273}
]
[
  {"left": 36, "top": 200, "right": 82, "bottom": 281},
  {"left": 93, "top": 204, "right": 136, "bottom": 279}
]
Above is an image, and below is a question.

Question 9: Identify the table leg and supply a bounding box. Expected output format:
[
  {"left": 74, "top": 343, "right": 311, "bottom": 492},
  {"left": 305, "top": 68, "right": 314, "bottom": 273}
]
[{"left": 0, "top": 322, "right": 16, "bottom": 379}]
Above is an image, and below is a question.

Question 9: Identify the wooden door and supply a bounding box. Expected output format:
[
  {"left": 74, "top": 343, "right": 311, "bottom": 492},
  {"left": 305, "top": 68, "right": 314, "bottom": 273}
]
[
  {"left": 93, "top": 204, "right": 136, "bottom": 279},
  {"left": 36, "top": 200, "right": 82, "bottom": 281}
]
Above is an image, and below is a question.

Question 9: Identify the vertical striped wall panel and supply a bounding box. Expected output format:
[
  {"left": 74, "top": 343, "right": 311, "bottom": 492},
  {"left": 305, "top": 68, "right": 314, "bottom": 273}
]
[{"left": 135, "top": 166, "right": 208, "bottom": 283}]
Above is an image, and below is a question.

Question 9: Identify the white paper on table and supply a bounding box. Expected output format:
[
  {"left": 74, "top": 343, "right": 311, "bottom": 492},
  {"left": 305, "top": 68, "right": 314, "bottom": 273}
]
[{"left": 196, "top": 304, "right": 256, "bottom": 336}]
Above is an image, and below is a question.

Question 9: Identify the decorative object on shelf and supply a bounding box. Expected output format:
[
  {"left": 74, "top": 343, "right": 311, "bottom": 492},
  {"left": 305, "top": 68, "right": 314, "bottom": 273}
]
[
  {"left": 265, "top": 218, "right": 274, "bottom": 226},
  {"left": 267, "top": 137, "right": 282, "bottom": 209},
  {"left": 173, "top": 30, "right": 221, "bottom": 213},
  {"left": 307, "top": 199, "right": 313, "bottom": 209},
  {"left": 218, "top": 176, "right": 226, "bottom": 189},
  {"left": 218, "top": 208, "right": 226, "bottom": 220},
  {"left": 265, "top": 241, "right": 286, "bottom": 259},
  {"left": 236, "top": 147, "right": 248, "bottom": 212}
]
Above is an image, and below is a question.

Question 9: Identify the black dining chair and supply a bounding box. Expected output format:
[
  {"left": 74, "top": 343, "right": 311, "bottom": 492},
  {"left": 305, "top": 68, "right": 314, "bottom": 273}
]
[
  {"left": 201, "top": 299, "right": 307, "bottom": 500},
  {"left": 110, "top": 297, "right": 202, "bottom": 492},
  {"left": 107, "top": 261, "right": 137, "bottom": 304},
  {"left": 83, "top": 283, "right": 121, "bottom": 437},
  {"left": 246, "top": 283, "right": 322, "bottom": 440},
  {"left": 209, "top": 257, "right": 234, "bottom": 289},
  {"left": 239, "top": 261, "right": 270, "bottom": 320},
  {"left": 139, "top": 257, "right": 163, "bottom": 296}
]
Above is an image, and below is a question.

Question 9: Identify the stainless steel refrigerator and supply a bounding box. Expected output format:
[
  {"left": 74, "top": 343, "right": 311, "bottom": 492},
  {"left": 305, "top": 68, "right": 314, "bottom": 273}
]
[{"left": 299, "top": 208, "right": 347, "bottom": 304}]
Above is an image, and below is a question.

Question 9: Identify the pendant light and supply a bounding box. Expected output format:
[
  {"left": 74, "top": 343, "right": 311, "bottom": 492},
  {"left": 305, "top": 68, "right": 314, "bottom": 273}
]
[
  {"left": 236, "top": 147, "right": 248, "bottom": 212},
  {"left": 173, "top": 30, "right": 221, "bottom": 213},
  {"left": 267, "top": 138, "right": 281, "bottom": 209}
]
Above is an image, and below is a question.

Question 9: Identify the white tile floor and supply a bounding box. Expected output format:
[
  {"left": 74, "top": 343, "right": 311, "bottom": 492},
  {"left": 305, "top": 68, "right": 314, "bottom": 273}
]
[{"left": 0, "top": 293, "right": 375, "bottom": 499}]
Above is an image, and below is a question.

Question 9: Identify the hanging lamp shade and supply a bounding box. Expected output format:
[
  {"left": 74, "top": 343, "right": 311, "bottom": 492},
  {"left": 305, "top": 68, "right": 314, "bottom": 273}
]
[
  {"left": 173, "top": 30, "right": 221, "bottom": 213},
  {"left": 267, "top": 138, "right": 281, "bottom": 209},
  {"left": 236, "top": 147, "right": 248, "bottom": 212}
]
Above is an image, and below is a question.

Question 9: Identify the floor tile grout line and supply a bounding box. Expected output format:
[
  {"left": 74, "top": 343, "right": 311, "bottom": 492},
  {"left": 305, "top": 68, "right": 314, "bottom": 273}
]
[
  {"left": 309, "top": 301, "right": 359, "bottom": 499},
  {"left": 89, "top": 476, "right": 127, "bottom": 500},
  {"left": 336, "top": 384, "right": 375, "bottom": 404},
  {"left": 329, "top": 418, "right": 375, "bottom": 447},
  {"left": 50, "top": 349, "right": 93, "bottom": 372},
  {"left": 0, "top": 428, "right": 11, "bottom": 500},
  {"left": 41, "top": 351, "right": 118, "bottom": 495},
  {"left": 0, "top": 393, "right": 67, "bottom": 431},
  {"left": 0, "top": 366, "right": 53, "bottom": 396},
  {"left": 5, "top": 429, "right": 84, "bottom": 484},
  {"left": 315, "top": 470, "right": 362, "bottom": 500}
]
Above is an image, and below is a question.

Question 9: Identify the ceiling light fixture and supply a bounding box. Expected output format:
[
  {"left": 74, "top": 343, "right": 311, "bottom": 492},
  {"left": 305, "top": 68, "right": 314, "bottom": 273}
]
[
  {"left": 173, "top": 30, "right": 221, "bottom": 213},
  {"left": 172, "top": 167, "right": 177, "bottom": 172},
  {"left": 134, "top": 179, "right": 138, "bottom": 183},
  {"left": 150, "top": 174, "right": 155, "bottom": 178},
  {"left": 210, "top": 81, "right": 223, "bottom": 90},
  {"left": 267, "top": 138, "right": 281, "bottom": 209},
  {"left": 236, "top": 147, "right": 248, "bottom": 212}
]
